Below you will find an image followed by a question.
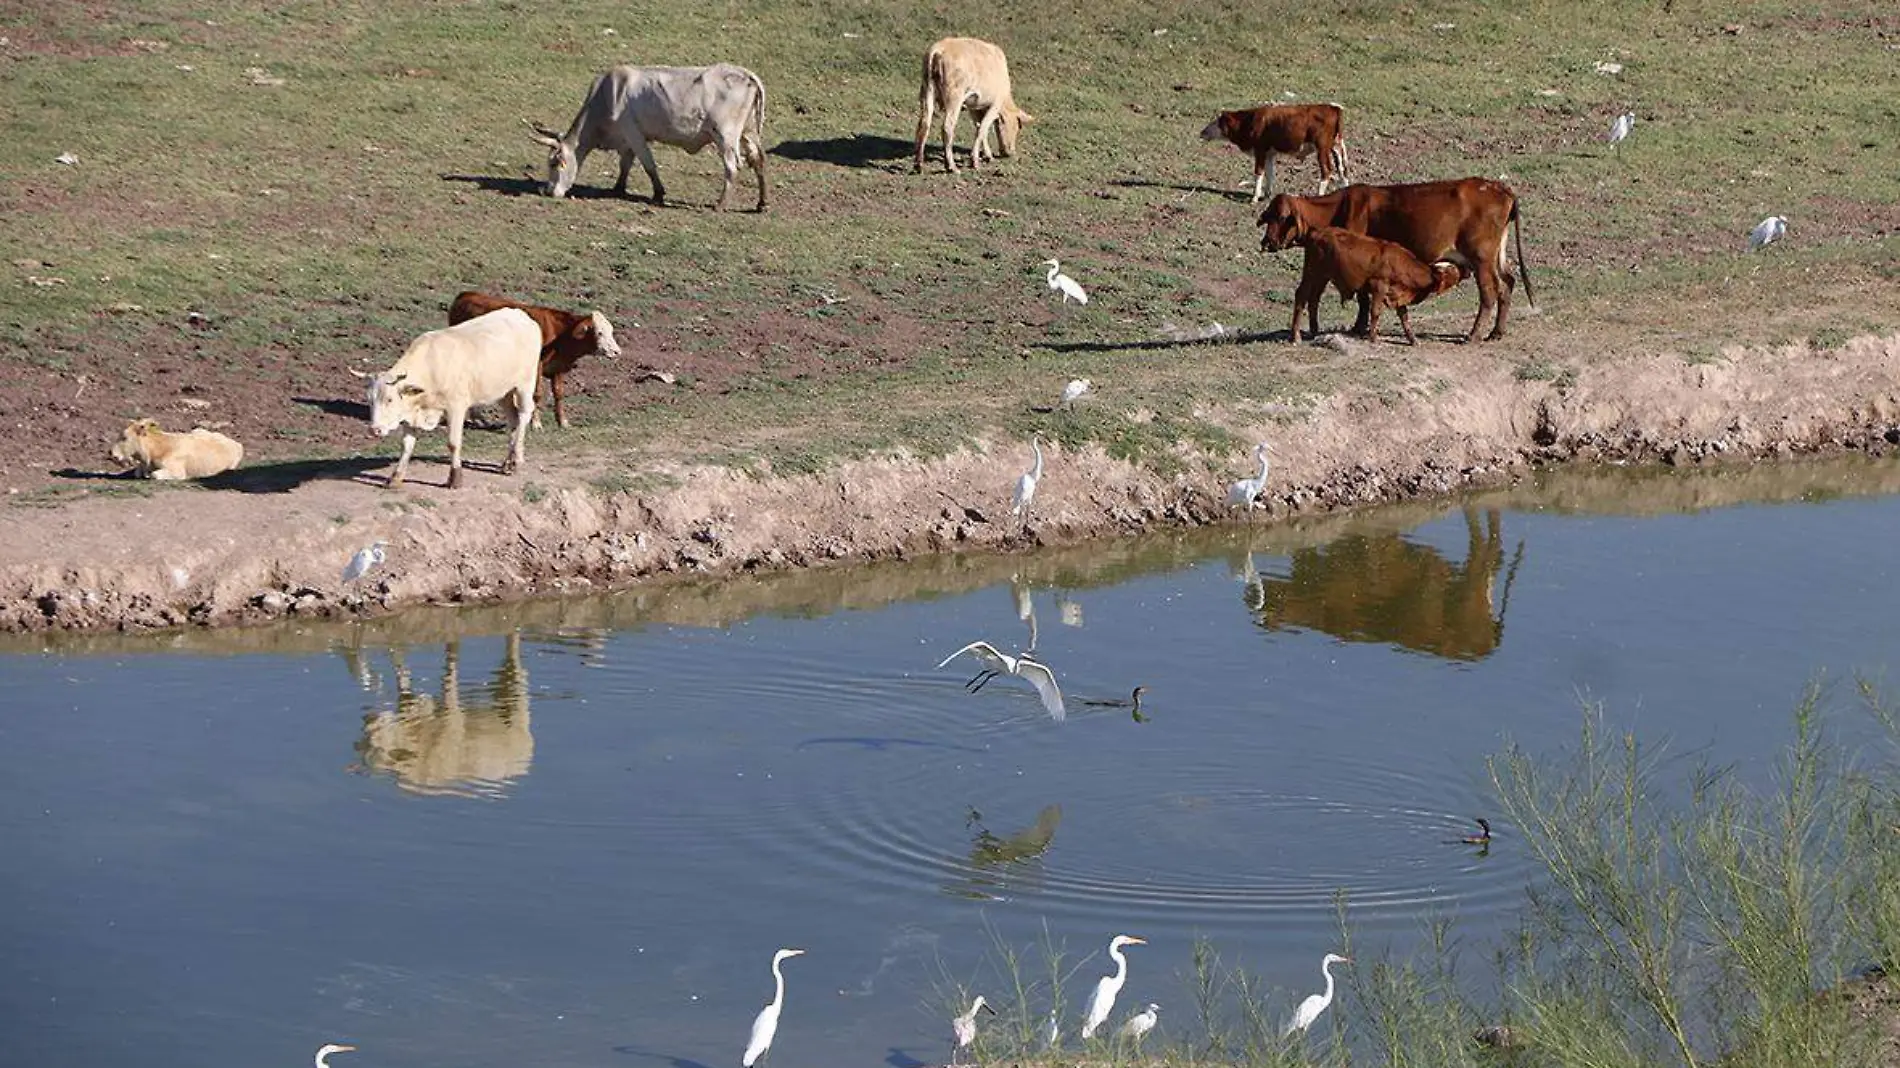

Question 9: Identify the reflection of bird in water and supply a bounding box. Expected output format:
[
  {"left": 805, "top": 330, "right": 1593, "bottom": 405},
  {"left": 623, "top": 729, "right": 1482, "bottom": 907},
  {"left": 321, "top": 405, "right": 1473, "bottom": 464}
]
[
  {"left": 1081, "top": 934, "right": 1146, "bottom": 1039},
  {"left": 936, "top": 640, "right": 1065, "bottom": 721},
  {"left": 314, "top": 1045, "right": 357, "bottom": 1068},
  {"left": 951, "top": 995, "right": 997, "bottom": 1063},
  {"left": 1045, "top": 1008, "right": 1061, "bottom": 1049},
  {"left": 967, "top": 804, "right": 1063, "bottom": 868},
  {"left": 1120, "top": 1003, "right": 1159, "bottom": 1043},
  {"left": 744, "top": 948, "right": 806, "bottom": 1068},
  {"left": 1057, "top": 595, "right": 1084, "bottom": 628},
  {"left": 838, "top": 925, "right": 938, "bottom": 998},
  {"left": 1283, "top": 953, "right": 1351, "bottom": 1037},
  {"left": 1011, "top": 574, "right": 1039, "bottom": 654},
  {"left": 1234, "top": 551, "right": 1266, "bottom": 612},
  {"left": 1081, "top": 686, "right": 1150, "bottom": 723}
]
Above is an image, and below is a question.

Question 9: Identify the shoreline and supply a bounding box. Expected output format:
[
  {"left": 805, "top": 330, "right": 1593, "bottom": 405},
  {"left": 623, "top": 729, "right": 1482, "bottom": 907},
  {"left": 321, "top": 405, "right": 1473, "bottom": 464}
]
[{"left": 3, "top": 331, "right": 1896, "bottom": 635}]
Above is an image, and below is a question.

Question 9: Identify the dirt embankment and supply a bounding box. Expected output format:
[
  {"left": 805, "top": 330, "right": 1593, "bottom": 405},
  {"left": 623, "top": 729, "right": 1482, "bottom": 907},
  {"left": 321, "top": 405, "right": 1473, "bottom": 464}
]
[{"left": 4, "top": 333, "right": 1897, "bottom": 634}]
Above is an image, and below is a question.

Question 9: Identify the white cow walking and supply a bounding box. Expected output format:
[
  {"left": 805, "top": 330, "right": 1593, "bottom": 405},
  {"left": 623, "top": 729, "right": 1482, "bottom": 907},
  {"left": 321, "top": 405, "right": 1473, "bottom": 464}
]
[
  {"left": 357, "top": 308, "right": 542, "bottom": 489},
  {"left": 527, "top": 63, "right": 768, "bottom": 211}
]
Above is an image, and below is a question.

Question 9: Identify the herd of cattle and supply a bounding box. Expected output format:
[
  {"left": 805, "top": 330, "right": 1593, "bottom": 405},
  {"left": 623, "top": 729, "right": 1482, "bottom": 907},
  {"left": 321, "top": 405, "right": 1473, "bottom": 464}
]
[{"left": 110, "top": 36, "right": 1537, "bottom": 489}]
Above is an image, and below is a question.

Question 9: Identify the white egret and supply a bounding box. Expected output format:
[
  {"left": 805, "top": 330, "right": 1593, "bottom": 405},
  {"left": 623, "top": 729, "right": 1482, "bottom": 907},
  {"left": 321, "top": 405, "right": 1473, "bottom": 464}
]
[
  {"left": 936, "top": 641, "right": 1066, "bottom": 721},
  {"left": 951, "top": 995, "right": 997, "bottom": 1063},
  {"left": 1120, "top": 1003, "right": 1160, "bottom": 1042},
  {"left": 1283, "top": 953, "right": 1351, "bottom": 1037},
  {"left": 1044, "top": 1008, "right": 1061, "bottom": 1049},
  {"left": 1011, "top": 436, "right": 1044, "bottom": 528},
  {"left": 743, "top": 947, "right": 806, "bottom": 1068},
  {"left": 1042, "top": 259, "right": 1089, "bottom": 305},
  {"left": 314, "top": 1045, "right": 357, "bottom": 1068},
  {"left": 1607, "top": 111, "right": 1635, "bottom": 152},
  {"left": 1747, "top": 215, "right": 1787, "bottom": 252},
  {"left": 1080, "top": 934, "right": 1147, "bottom": 1039},
  {"left": 341, "top": 541, "right": 388, "bottom": 584},
  {"left": 1060, "top": 378, "right": 1093, "bottom": 410},
  {"left": 1226, "top": 442, "right": 1274, "bottom": 510}
]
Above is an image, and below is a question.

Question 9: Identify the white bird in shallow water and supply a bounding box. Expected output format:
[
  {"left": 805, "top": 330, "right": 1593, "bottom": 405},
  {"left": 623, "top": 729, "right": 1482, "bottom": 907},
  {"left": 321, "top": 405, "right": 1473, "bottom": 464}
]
[
  {"left": 1748, "top": 215, "right": 1787, "bottom": 252},
  {"left": 936, "top": 640, "right": 1066, "bottom": 721},
  {"left": 1060, "top": 378, "right": 1092, "bottom": 410},
  {"left": 1226, "top": 442, "right": 1273, "bottom": 511},
  {"left": 743, "top": 948, "right": 806, "bottom": 1068},
  {"left": 1283, "top": 953, "right": 1351, "bottom": 1037},
  {"left": 1608, "top": 111, "right": 1635, "bottom": 151},
  {"left": 1081, "top": 934, "right": 1146, "bottom": 1039},
  {"left": 1042, "top": 259, "right": 1089, "bottom": 305},
  {"left": 314, "top": 1045, "right": 357, "bottom": 1068},
  {"left": 951, "top": 995, "right": 997, "bottom": 1063},
  {"left": 1120, "top": 1003, "right": 1159, "bottom": 1042},
  {"left": 341, "top": 541, "right": 387, "bottom": 584},
  {"left": 1012, "top": 436, "right": 1044, "bottom": 527}
]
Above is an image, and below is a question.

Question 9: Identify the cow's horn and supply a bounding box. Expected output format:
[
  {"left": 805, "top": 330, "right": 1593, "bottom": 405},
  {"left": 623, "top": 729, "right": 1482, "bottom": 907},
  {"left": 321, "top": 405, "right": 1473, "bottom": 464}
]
[
  {"left": 347, "top": 366, "right": 373, "bottom": 379},
  {"left": 521, "top": 118, "right": 561, "bottom": 145}
]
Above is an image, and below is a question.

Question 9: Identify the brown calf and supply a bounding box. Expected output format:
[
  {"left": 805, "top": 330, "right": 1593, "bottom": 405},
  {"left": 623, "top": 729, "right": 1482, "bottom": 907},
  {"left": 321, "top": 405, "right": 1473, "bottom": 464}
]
[
  {"left": 1258, "top": 178, "right": 1534, "bottom": 342},
  {"left": 448, "top": 291, "right": 622, "bottom": 428},
  {"left": 1290, "top": 227, "right": 1465, "bottom": 344},
  {"left": 1200, "top": 104, "right": 1350, "bottom": 202}
]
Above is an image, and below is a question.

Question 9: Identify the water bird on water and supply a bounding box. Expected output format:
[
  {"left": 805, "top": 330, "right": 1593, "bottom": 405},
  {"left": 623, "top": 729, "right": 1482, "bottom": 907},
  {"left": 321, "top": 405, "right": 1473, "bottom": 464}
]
[
  {"left": 1081, "top": 934, "right": 1146, "bottom": 1039},
  {"left": 743, "top": 948, "right": 805, "bottom": 1068},
  {"left": 1082, "top": 685, "right": 1150, "bottom": 722},
  {"left": 1283, "top": 953, "right": 1351, "bottom": 1037},
  {"left": 936, "top": 640, "right": 1066, "bottom": 721},
  {"left": 314, "top": 1044, "right": 357, "bottom": 1068},
  {"left": 951, "top": 995, "right": 997, "bottom": 1063},
  {"left": 1460, "top": 817, "right": 1492, "bottom": 845}
]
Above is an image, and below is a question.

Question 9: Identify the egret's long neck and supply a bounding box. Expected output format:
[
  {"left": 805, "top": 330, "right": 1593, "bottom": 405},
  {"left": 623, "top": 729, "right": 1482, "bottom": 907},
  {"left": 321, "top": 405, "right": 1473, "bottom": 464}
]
[
  {"left": 1320, "top": 959, "right": 1336, "bottom": 1001},
  {"left": 1031, "top": 440, "right": 1044, "bottom": 479},
  {"left": 1110, "top": 944, "right": 1128, "bottom": 983},
  {"left": 1255, "top": 451, "right": 1270, "bottom": 483},
  {"left": 770, "top": 957, "right": 788, "bottom": 1011}
]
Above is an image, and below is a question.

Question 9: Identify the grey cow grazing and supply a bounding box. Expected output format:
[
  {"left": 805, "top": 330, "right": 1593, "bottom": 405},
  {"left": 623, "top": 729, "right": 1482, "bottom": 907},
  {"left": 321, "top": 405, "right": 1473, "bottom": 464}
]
[{"left": 527, "top": 63, "right": 768, "bottom": 212}]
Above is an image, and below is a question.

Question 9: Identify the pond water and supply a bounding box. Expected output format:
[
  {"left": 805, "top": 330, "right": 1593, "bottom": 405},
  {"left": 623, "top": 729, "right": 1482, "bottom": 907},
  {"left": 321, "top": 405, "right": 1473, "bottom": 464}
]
[{"left": 5, "top": 460, "right": 1900, "bottom": 1068}]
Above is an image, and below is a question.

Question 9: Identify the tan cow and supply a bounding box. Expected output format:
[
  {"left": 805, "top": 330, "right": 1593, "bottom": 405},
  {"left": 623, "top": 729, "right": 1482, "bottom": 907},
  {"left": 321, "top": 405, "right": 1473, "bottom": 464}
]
[
  {"left": 356, "top": 307, "right": 542, "bottom": 489},
  {"left": 913, "top": 37, "right": 1034, "bottom": 174},
  {"left": 109, "top": 419, "right": 244, "bottom": 480}
]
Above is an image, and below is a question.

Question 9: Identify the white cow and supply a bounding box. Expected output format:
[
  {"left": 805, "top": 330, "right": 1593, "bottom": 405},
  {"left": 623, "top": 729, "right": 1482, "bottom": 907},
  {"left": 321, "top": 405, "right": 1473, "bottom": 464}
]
[
  {"left": 357, "top": 307, "right": 541, "bottom": 489},
  {"left": 526, "top": 63, "right": 768, "bottom": 212},
  {"left": 913, "top": 37, "right": 1034, "bottom": 175}
]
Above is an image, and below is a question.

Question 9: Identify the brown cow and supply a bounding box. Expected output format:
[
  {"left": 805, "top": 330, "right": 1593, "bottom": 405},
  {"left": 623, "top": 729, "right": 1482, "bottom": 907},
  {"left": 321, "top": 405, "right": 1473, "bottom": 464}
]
[
  {"left": 448, "top": 291, "right": 622, "bottom": 429},
  {"left": 1200, "top": 103, "right": 1350, "bottom": 202},
  {"left": 1289, "top": 227, "right": 1465, "bottom": 344},
  {"left": 1257, "top": 178, "right": 1534, "bottom": 342}
]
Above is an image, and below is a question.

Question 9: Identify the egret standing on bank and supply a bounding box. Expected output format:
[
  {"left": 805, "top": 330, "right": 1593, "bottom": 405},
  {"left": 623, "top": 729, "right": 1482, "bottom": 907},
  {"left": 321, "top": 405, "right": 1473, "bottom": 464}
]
[
  {"left": 1748, "top": 215, "right": 1788, "bottom": 252},
  {"left": 1120, "top": 1003, "right": 1160, "bottom": 1043},
  {"left": 1607, "top": 111, "right": 1635, "bottom": 153},
  {"left": 951, "top": 995, "right": 997, "bottom": 1063},
  {"left": 1012, "top": 436, "right": 1044, "bottom": 529},
  {"left": 1226, "top": 442, "right": 1273, "bottom": 511},
  {"left": 341, "top": 541, "right": 387, "bottom": 584},
  {"left": 743, "top": 948, "right": 806, "bottom": 1068},
  {"left": 314, "top": 1044, "right": 357, "bottom": 1068},
  {"left": 1060, "top": 377, "right": 1093, "bottom": 410},
  {"left": 1283, "top": 953, "right": 1351, "bottom": 1037},
  {"left": 1042, "top": 259, "right": 1089, "bottom": 305},
  {"left": 1081, "top": 934, "right": 1147, "bottom": 1039}
]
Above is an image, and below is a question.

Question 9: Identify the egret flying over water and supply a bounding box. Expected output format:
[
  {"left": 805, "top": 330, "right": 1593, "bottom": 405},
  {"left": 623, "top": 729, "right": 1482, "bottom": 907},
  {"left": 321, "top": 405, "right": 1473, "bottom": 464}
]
[
  {"left": 314, "top": 1044, "right": 357, "bottom": 1068},
  {"left": 1012, "top": 436, "right": 1044, "bottom": 528},
  {"left": 743, "top": 948, "right": 806, "bottom": 1068},
  {"left": 342, "top": 541, "right": 387, "bottom": 584},
  {"left": 1060, "top": 378, "right": 1093, "bottom": 410},
  {"left": 951, "top": 995, "right": 997, "bottom": 1063},
  {"left": 1120, "top": 1003, "right": 1160, "bottom": 1043},
  {"left": 1042, "top": 259, "right": 1089, "bottom": 305},
  {"left": 936, "top": 640, "right": 1066, "bottom": 721},
  {"left": 1081, "top": 934, "right": 1147, "bottom": 1039},
  {"left": 1226, "top": 442, "right": 1274, "bottom": 511},
  {"left": 1283, "top": 953, "right": 1351, "bottom": 1037},
  {"left": 1748, "top": 215, "right": 1787, "bottom": 252},
  {"left": 1607, "top": 111, "right": 1635, "bottom": 152}
]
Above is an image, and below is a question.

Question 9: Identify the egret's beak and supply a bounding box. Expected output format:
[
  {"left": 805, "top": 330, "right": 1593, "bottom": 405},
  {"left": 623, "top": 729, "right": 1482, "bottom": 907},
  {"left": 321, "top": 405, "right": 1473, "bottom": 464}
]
[
  {"left": 1129, "top": 937, "right": 1148, "bottom": 945},
  {"left": 983, "top": 1003, "right": 998, "bottom": 1015},
  {"left": 335, "top": 1047, "right": 358, "bottom": 1054}
]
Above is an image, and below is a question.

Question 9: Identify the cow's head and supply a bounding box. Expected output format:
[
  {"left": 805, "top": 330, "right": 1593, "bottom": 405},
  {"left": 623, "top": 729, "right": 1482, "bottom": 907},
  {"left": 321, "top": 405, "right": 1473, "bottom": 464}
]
[
  {"left": 109, "top": 418, "right": 161, "bottom": 465},
  {"left": 1199, "top": 111, "right": 1237, "bottom": 143},
  {"left": 354, "top": 369, "right": 435, "bottom": 437},
  {"left": 1256, "top": 194, "right": 1310, "bottom": 252},
  {"left": 997, "top": 106, "right": 1035, "bottom": 157},
  {"left": 1427, "top": 261, "right": 1468, "bottom": 298},
  {"left": 524, "top": 119, "right": 577, "bottom": 198},
  {"left": 589, "top": 311, "right": 623, "bottom": 360}
]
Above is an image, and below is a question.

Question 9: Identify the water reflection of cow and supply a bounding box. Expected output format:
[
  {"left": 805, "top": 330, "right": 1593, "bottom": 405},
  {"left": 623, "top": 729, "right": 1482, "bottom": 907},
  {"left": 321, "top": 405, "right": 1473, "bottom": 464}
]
[
  {"left": 349, "top": 633, "right": 534, "bottom": 798},
  {"left": 1252, "top": 508, "right": 1523, "bottom": 661}
]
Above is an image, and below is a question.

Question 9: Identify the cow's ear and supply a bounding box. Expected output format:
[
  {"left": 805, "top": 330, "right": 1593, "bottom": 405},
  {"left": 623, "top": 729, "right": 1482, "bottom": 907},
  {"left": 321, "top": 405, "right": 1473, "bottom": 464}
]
[
  {"left": 398, "top": 384, "right": 426, "bottom": 398},
  {"left": 1016, "top": 110, "right": 1035, "bottom": 125}
]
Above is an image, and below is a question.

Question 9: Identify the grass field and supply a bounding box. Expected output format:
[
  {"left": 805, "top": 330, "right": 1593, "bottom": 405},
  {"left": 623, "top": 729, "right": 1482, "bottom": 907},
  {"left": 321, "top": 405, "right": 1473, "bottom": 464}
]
[{"left": 2, "top": 0, "right": 1897, "bottom": 493}]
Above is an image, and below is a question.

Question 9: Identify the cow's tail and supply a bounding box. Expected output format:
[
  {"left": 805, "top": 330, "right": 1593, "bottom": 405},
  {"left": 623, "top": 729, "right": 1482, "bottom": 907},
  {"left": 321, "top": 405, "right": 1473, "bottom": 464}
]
[
  {"left": 1509, "top": 199, "right": 1536, "bottom": 309},
  {"left": 746, "top": 70, "right": 767, "bottom": 148}
]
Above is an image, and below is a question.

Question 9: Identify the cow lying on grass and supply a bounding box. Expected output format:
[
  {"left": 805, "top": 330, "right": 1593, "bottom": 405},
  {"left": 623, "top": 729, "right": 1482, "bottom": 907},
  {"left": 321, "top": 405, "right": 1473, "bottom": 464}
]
[
  {"left": 1200, "top": 103, "right": 1350, "bottom": 201},
  {"left": 109, "top": 419, "right": 244, "bottom": 480},
  {"left": 355, "top": 308, "right": 542, "bottom": 489},
  {"left": 1286, "top": 227, "right": 1466, "bottom": 345},
  {"left": 448, "top": 291, "right": 621, "bottom": 429},
  {"left": 913, "top": 37, "right": 1034, "bottom": 174}
]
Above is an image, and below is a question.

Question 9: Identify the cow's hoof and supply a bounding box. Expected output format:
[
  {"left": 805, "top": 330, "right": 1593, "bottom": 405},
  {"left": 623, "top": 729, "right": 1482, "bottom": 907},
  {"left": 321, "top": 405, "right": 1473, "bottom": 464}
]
[
  {"left": 447, "top": 471, "right": 464, "bottom": 490},
  {"left": 1486, "top": 329, "right": 1508, "bottom": 342},
  {"left": 557, "top": 418, "right": 572, "bottom": 430}
]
